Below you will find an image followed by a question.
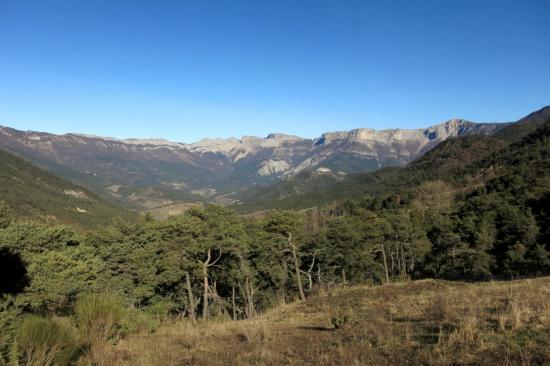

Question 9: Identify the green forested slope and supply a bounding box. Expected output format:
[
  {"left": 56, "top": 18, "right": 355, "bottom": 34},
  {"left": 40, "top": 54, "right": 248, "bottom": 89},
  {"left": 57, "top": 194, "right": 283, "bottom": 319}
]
[
  {"left": 234, "top": 135, "right": 506, "bottom": 212},
  {"left": 0, "top": 148, "right": 136, "bottom": 228},
  {"left": 492, "top": 105, "right": 550, "bottom": 144},
  {"left": 235, "top": 107, "right": 549, "bottom": 213}
]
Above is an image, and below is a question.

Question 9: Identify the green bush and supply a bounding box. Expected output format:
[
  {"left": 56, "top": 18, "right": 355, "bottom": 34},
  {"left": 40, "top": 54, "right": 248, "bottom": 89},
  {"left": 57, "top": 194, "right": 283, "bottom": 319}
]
[
  {"left": 119, "top": 308, "right": 160, "bottom": 337},
  {"left": 331, "top": 312, "right": 349, "bottom": 329},
  {"left": 0, "top": 303, "right": 20, "bottom": 363},
  {"left": 75, "top": 294, "right": 124, "bottom": 347},
  {"left": 146, "top": 298, "right": 178, "bottom": 318},
  {"left": 17, "top": 316, "right": 77, "bottom": 366}
]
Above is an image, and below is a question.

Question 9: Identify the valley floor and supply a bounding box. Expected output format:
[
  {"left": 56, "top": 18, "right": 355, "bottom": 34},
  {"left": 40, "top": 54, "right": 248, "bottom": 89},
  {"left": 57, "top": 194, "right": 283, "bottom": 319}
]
[{"left": 96, "top": 277, "right": 550, "bottom": 366}]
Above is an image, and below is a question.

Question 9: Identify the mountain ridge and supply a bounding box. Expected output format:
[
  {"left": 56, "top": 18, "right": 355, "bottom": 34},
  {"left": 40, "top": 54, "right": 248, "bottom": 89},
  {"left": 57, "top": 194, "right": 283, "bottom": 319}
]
[
  {"left": 234, "top": 105, "right": 550, "bottom": 212},
  {"left": 0, "top": 113, "right": 518, "bottom": 212},
  {"left": 6, "top": 117, "right": 503, "bottom": 151}
]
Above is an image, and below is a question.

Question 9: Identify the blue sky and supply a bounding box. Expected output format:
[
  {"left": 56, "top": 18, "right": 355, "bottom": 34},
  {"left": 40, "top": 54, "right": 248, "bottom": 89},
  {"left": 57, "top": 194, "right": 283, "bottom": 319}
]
[{"left": 0, "top": 0, "right": 549, "bottom": 142}]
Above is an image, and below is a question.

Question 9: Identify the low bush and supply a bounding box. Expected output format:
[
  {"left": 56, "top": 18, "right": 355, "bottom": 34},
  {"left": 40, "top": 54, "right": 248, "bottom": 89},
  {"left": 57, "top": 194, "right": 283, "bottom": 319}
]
[
  {"left": 75, "top": 293, "right": 124, "bottom": 347},
  {"left": 0, "top": 303, "right": 20, "bottom": 363},
  {"left": 234, "top": 322, "right": 270, "bottom": 345},
  {"left": 427, "top": 292, "right": 452, "bottom": 323},
  {"left": 17, "top": 316, "right": 77, "bottom": 366},
  {"left": 331, "top": 310, "right": 350, "bottom": 329},
  {"left": 119, "top": 307, "right": 161, "bottom": 337}
]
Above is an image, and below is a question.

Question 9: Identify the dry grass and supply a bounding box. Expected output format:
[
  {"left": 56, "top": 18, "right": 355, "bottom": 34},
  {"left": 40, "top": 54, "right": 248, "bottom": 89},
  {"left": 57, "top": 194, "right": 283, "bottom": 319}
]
[{"left": 91, "top": 277, "right": 550, "bottom": 365}]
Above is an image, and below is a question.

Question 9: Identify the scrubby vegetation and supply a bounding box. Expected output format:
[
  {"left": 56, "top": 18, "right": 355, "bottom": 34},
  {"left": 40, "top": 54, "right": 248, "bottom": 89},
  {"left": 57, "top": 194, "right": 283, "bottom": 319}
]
[
  {"left": 16, "top": 316, "right": 78, "bottom": 366},
  {"left": 0, "top": 118, "right": 549, "bottom": 365},
  {"left": 89, "top": 278, "right": 550, "bottom": 365}
]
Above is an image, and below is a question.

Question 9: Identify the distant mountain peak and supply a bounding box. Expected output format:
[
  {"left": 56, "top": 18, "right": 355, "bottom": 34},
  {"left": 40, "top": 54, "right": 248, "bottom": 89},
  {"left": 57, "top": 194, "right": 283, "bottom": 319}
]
[
  {"left": 71, "top": 133, "right": 186, "bottom": 148},
  {"left": 266, "top": 133, "right": 302, "bottom": 141},
  {"left": 313, "top": 119, "right": 490, "bottom": 146}
]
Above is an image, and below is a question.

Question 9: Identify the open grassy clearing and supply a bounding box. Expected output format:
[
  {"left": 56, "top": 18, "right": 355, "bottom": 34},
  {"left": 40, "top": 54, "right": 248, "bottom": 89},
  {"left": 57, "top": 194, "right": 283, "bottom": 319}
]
[{"left": 93, "top": 277, "right": 550, "bottom": 366}]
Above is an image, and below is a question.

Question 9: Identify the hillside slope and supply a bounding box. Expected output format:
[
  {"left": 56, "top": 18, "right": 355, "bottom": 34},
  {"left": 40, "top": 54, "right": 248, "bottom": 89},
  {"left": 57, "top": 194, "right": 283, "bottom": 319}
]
[
  {"left": 235, "top": 106, "right": 549, "bottom": 213},
  {"left": 234, "top": 135, "right": 507, "bottom": 212},
  {"left": 96, "top": 277, "right": 550, "bottom": 365},
  {"left": 493, "top": 105, "right": 550, "bottom": 144},
  {"left": 0, "top": 148, "right": 135, "bottom": 228}
]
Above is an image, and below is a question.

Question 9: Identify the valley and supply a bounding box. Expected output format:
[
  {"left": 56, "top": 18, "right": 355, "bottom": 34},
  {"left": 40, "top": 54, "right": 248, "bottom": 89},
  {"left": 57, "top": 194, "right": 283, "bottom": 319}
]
[{"left": 0, "top": 117, "right": 506, "bottom": 215}]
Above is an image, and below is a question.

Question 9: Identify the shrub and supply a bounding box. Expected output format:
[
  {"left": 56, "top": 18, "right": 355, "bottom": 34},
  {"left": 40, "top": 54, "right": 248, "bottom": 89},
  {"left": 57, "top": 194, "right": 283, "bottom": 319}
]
[
  {"left": 428, "top": 292, "right": 451, "bottom": 323},
  {"left": 331, "top": 312, "right": 350, "bottom": 329},
  {"left": 75, "top": 294, "right": 124, "bottom": 347},
  {"left": 235, "top": 322, "right": 270, "bottom": 345},
  {"left": 0, "top": 303, "right": 20, "bottom": 363},
  {"left": 17, "top": 316, "right": 77, "bottom": 366},
  {"left": 119, "top": 307, "right": 160, "bottom": 337},
  {"left": 145, "top": 298, "right": 178, "bottom": 319}
]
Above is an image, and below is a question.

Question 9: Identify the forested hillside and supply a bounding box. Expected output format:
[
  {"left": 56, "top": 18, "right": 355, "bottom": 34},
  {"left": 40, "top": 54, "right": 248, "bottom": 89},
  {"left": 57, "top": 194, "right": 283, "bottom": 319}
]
[
  {"left": 235, "top": 135, "right": 507, "bottom": 212},
  {"left": 493, "top": 104, "right": 550, "bottom": 144},
  {"left": 1, "top": 117, "right": 549, "bottom": 364},
  {"left": 235, "top": 106, "right": 550, "bottom": 213},
  {"left": 0, "top": 148, "right": 136, "bottom": 229}
]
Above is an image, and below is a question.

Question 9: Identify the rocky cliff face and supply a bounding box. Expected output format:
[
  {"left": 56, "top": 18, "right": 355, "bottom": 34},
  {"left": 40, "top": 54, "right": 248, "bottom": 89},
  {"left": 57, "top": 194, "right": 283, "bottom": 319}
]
[
  {"left": 188, "top": 118, "right": 502, "bottom": 165},
  {"left": 0, "top": 118, "right": 506, "bottom": 210}
]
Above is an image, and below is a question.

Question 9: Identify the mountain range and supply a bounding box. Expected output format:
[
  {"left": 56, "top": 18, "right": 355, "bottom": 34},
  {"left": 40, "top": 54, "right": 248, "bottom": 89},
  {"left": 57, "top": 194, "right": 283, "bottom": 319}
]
[
  {"left": 0, "top": 116, "right": 511, "bottom": 216},
  {"left": 236, "top": 105, "right": 550, "bottom": 213}
]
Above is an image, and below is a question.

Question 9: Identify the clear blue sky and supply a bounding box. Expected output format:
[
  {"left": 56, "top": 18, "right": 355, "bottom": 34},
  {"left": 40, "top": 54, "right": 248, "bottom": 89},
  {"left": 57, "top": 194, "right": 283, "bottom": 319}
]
[{"left": 1, "top": 0, "right": 549, "bottom": 142}]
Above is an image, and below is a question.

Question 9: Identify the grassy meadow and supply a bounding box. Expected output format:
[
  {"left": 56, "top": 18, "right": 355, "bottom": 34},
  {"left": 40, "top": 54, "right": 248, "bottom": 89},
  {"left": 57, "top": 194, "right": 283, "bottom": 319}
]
[{"left": 89, "top": 277, "right": 550, "bottom": 366}]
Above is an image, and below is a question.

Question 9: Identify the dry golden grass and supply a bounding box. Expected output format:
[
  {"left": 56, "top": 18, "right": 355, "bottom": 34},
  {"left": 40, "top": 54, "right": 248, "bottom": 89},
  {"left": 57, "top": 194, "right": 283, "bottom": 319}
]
[{"left": 90, "top": 277, "right": 550, "bottom": 365}]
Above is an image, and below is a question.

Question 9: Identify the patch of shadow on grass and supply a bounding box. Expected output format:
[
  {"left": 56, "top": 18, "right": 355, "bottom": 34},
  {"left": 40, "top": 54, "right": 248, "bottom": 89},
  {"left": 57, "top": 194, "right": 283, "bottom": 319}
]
[
  {"left": 298, "top": 326, "right": 336, "bottom": 332},
  {"left": 415, "top": 323, "right": 456, "bottom": 345}
]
